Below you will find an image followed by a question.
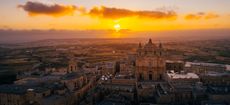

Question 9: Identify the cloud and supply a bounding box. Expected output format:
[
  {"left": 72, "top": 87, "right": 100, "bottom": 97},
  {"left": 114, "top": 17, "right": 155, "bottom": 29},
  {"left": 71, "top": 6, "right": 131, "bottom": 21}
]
[
  {"left": 204, "top": 13, "right": 219, "bottom": 19},
  {"left": 185, "top": 12, "right": 219, "bottom": 20},
  {"left": 89, "top": 6, "right": 177, "bottom": 19},
  {"left": 18, "top": 1, "right": 85, "bottom": 17},
  {"left": 185, "top": 14, "right": 201, "bottom": 20},
  {"left": 18, "top": 1, "right": 177, "bottom": 19}
]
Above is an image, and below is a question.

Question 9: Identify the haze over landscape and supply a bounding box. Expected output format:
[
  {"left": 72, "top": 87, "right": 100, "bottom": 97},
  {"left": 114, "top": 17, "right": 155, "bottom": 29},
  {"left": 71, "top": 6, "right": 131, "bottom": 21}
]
[
  {"left": 0, "top": 29, "right": 230, "bottom": 44},
  {"left": 0, "top": 0, "right": 230, "bottom": 43}
]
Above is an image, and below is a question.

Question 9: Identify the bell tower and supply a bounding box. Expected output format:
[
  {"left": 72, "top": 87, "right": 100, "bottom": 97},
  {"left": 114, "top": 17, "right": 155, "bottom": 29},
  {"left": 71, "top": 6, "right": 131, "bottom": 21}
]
[{"left": 137, "top": 42, "right": 142, "bottom": 56}]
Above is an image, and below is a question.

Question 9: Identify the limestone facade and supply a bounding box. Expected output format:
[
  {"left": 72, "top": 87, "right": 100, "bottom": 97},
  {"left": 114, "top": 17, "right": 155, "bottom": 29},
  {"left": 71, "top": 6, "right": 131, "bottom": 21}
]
[{"left": 136, "top": 39, "right": 166, "bottom": 81}]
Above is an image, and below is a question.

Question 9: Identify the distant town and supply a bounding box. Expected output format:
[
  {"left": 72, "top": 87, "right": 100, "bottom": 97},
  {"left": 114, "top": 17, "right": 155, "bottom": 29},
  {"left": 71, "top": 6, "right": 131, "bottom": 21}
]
[{"left": 0, "top": 38, "right": 229, "bottom": 105}]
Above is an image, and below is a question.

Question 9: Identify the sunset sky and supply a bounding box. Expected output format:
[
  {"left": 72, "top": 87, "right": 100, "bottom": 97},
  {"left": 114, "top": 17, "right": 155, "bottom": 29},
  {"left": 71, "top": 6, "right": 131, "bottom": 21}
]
[{"left": 0, "top": 0, "right": 230, "bottom": 31}]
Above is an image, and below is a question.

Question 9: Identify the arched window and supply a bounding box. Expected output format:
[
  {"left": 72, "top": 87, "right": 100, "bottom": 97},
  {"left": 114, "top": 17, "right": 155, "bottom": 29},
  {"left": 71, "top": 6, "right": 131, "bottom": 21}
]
[
  {"left": 74, "top": 82, "right": 77, "bottom": 88},
  {"left": 159, "top": 74, "right": 163, "bottom": 80},
  {"left": 71, "top": 66, "right": 73, "bottom": 71},
  {"left": 149, "top": 74, "right": 152, "bottom": 80},
  {"left": 139, "top": 73, "right": 143, "bottom": 80}
]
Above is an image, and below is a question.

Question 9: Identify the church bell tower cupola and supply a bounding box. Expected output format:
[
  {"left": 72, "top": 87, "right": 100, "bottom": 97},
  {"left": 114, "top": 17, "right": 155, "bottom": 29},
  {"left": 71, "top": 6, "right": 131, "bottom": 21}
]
[
  {"left": 158, "top": 42, "right": 163, "bottom": 56},
  {"left": 137, "top": 42, "right": 142, "bottom": 56},
  {"left": 148, "top": 38, "right": 152, "bottom": 44}
]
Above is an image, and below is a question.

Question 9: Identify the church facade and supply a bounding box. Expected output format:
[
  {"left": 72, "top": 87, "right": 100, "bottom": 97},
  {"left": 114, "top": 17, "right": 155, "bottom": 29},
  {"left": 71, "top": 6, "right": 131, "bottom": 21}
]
[
  {"left": 67, "top": 53, "right": 78, "bottom": 73},
  {"left": 136, "top": 39, "right": 166, "bottom": 81}
]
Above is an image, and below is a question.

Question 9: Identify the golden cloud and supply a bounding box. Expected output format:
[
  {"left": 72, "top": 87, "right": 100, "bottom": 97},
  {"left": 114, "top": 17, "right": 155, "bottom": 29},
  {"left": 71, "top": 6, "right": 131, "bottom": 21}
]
[
  {"left": 185, "top": 12, "right": 219, "bottom": 20},
  {"left": 204, "top": 13, "right": 219, "bottom": 19},
  {"left": 18, "top": 1, "right": 176, "bottom": 19},
  {"left": 89, "top": 6, "right": 177, "bottom": 19},
  {"left": 18, "top": 1, "right": 85, "bottom": 17}
]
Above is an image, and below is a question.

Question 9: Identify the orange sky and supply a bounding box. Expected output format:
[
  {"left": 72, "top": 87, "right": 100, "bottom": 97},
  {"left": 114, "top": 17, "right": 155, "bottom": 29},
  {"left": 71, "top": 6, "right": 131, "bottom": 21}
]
[{"left": 0, "top": 0, "right": 230, "bottom": 31}]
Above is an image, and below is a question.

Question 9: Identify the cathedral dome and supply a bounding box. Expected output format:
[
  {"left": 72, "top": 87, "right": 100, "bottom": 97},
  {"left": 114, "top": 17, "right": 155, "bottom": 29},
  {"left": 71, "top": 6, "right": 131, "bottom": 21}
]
[{"left": 143, "top": 39, "right": 157, "bottom": 52}]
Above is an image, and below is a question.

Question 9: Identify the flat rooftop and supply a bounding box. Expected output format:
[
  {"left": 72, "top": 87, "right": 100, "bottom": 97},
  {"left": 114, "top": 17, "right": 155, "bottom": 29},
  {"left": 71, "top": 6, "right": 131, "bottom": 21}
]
[
  {"left": 185, "top": 62, "right": 226, "bottom": 68},
  {"left": 61, "top": 71, "right": 84, "bottom": 80},
  {"left": 0, "top": 84, "right": 50, "bottom": 94},
  {"left": 166, "top": 60, "right": 184, "bottom": 63},
  {"left": 167, "top": 71, "right": 199, "bottom": 79}
]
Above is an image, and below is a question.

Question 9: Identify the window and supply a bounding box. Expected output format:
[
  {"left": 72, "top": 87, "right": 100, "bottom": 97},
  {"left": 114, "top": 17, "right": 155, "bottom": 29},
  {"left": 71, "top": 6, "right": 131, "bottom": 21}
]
[
  {"left": 149, "top": 74, "right": 152, "bottom": 80},
  {"left": 74, "top": 82, "right": 77, "bottom": 88},
  {"left": 139, "top": 74, "right": 143, "bottom": 80},
  {"left": 159, "top": 74, "right": 163, "bottom": 80}
]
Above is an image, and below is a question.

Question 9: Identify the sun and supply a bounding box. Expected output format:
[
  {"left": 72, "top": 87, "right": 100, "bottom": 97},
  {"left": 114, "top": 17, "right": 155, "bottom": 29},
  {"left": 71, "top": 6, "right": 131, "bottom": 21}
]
[{"left": 114, "top": 24, "right": 121, "bottom": 32}]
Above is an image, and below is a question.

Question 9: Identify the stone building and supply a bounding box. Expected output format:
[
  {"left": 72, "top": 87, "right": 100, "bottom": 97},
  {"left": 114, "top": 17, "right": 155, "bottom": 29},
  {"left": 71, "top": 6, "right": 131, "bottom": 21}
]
[
  {"left": 165, "top": 71, "right": 200, "bottom": 83},
  {"left": 136, "top": 39, "right": 166, "bottom": 81},
  {"left": 67, "top": 54, "right": 78, "bottom": 73},
  {"left": 61, "top": 72, "right": 88, "bottom": 92},
  {"left": 166, "top": 60, "right": 184, "bottom": 73},
  {"left": 200, "top": 71, "right": 230, "bottom": 86},
  {"left": 100, "top": 62, "right": 116, "bottom": 76},
  {"left": 119, "top": 61, "right": 135, "bottom": 75},
  {"left": 185, "top": 62, "right": 226, "bottom": 74}
]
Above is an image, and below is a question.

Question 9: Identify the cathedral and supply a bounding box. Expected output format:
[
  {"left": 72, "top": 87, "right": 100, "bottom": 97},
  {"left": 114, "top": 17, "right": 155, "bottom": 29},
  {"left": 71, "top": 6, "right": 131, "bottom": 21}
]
[
  {"left": 67, "top": 53, "right": 78, "bottom": 73},
  {"left": 136, "top": 39, "right": 166, "bottom": 81}
]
